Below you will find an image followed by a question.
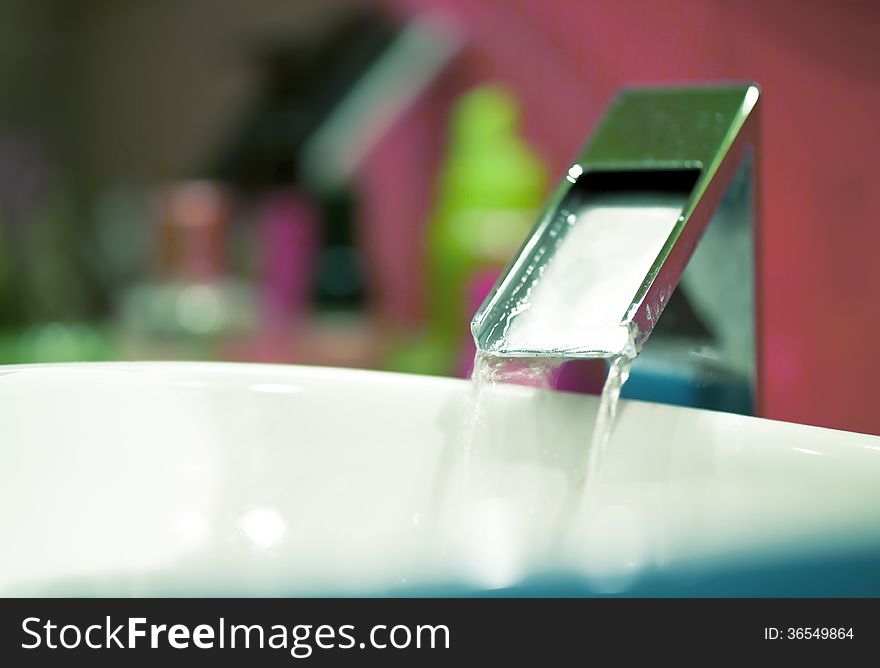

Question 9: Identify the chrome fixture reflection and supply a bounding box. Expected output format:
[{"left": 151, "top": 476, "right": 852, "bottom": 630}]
[{"left": 471, "top": 85, "right": 761, "bottom": 413}]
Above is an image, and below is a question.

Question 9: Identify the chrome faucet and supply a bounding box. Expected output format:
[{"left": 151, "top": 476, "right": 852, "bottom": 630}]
[{"left": 470, "top": 85, "right": 761, "bottom": 414}]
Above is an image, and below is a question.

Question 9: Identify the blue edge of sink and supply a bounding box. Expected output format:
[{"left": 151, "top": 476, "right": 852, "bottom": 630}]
[{"left": 399, "top": 548, "right": 880, "bottom": 597}]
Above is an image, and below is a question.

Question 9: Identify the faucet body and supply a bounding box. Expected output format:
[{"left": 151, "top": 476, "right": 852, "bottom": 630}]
[{"left": 470, "top": 85, "right": 761, "bottom": 414}]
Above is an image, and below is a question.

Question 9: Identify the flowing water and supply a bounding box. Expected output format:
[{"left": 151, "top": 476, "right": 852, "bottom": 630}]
[
  {"left": 457, "top": 348, "right": 630, "bottom": 582},
  {"left": 456, "top": 193, "right": 687, "bottom": 584},
  {"left": 466, "top": 192, "right": 686, "bottom": 482},
  {"left": 584, "top": 345, "right": 635, "bottom": 491},
  {"left": 466, "top": 345, "right": 633, "bottom": 487},
  {"left": 462, "top": 351, "right": 561, "bottom": 466},
  {"left": 485, "top": 193, "right": 686, "bottom": 358}
]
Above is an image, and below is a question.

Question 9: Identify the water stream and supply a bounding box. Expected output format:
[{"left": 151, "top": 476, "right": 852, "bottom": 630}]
[
  {"left": 456, "top": 192, "right": 687, "bottom": 587},
  {"left": 458, "top": 347, "right": 634, "bottom": 583},
  {"left": 466, "top": 193, "right": 685, "bottom": 485},
  {"left": 467, "top": 345, "right": 633, "bottom": 487}
]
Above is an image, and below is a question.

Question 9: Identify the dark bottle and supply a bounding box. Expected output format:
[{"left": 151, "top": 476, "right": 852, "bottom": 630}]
[{"left": 311, "top": 186, "right": 367, "bottom": 315}]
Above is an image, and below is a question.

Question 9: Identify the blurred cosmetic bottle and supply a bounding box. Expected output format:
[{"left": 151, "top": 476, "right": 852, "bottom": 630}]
[
  {"left": 118, "top": 181, "right": 257, "bottom": 360},
  {"left": 424, "top": 84, "right": 547, "bottom": 376},
  {"left": 0, "top": 141, "right": 113, "bottom": 363},
  {"left": 259, "top": 190, "right": 317, "bottom": 330},
  {"left": 222, "top": 187, "right": 319, "bottom": 363}
]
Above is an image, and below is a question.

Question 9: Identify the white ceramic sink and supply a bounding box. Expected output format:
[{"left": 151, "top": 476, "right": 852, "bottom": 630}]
[{"left": 2, "top": 362, "right": 879, "bottom": 596}]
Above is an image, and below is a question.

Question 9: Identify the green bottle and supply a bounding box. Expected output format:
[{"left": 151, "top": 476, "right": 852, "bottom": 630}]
[{"left": 425, "top": 84, "right": 548, "bottom": 374}]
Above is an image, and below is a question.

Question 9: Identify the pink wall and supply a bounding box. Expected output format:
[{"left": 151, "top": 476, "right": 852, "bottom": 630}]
[{"left": 366, "top": 0, "right": 880, "bottom": 435}]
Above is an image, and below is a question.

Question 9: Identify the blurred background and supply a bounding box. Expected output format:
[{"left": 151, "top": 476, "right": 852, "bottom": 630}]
[{"left": 0, "top": 0, "right": 878, "bottom": 434}]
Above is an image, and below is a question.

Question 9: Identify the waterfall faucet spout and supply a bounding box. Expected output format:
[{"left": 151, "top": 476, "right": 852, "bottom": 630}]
[{"left": 470, "top": 85, "right": 761, "bottom": 413}]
